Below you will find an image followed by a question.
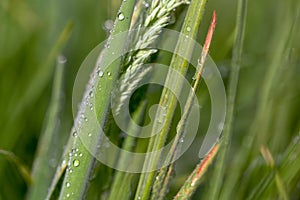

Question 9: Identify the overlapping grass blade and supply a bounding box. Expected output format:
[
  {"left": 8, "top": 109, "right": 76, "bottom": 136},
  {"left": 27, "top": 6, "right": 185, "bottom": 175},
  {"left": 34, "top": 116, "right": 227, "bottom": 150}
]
[
  {"left": 219, "top": 3, "right": 297, "bottom": 199},
  {"left": 134, "top": 0, "right": 209, "bottom": 199},
  {"left": 206, "top": 0, "right": 247, "bottom": 198},
  {"left": 27, "top": 56, "right": 66, "bottom": 200},
  {"left": 151, "top": 11, "right": 216, "bottom": 200},
  {"left": 174, "top": 142, "right": 220, "bottom": 200},
  {"left": 108, "top": 101, "right": 147, "bottom": 200}
]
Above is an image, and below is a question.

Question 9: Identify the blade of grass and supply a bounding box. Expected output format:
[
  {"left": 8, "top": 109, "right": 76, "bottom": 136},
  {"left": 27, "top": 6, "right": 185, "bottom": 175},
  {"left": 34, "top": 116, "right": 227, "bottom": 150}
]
[
  {"left": 108, "top": 101, "right": 147, "bottom": 200},
  {"left": 151, "top": 11, "right": 216, "bottom": 200},
  {"left": 206, "top": 0, "right": 247, "bottom": 198},
  {"left": 0, "top": 149, "right": 32, "bottom": 185},
  {"left": 0, "top": 21, "right": 72, "bottom": 159},
  {"left": 219, "top": 4, "right": 297, "bottom": 199},
  {"left": 174, "top": 142, "right": 220, "bottom": 200},
  {"left": 0, "top": 21, "right": 72, "bottom": 191},
  {"left": 57, "top": 1, "right": 137, "bottom": 199},
  {"left": 134, "top": 0, "right": 209, "bottom": 199},
  {"left": 27, "top": 56, "right": 66, "bottom": 200}
]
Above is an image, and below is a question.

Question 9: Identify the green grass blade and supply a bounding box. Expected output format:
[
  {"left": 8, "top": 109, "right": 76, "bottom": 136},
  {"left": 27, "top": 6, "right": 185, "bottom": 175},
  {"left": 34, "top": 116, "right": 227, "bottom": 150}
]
[
  {"left": 108, "top": 101, "right": 147, "bottom": 200},
  {"left": 174, "top": 142, "right": 220, "bottom": 200},
  {"left": 206, "top": 0, "right": 247, "bottom": 198},
  {"left": 27, "top": 56, "right": 66, "bottom": 200},
  {"left": 0, "top": 149, "right": 32, "bottom": 185},
  {"left": 0, "top": 22, "right": 73, "bottom": 177},
  {"left": 57, "top": 1, "right": 137, "bottom": 199},
  {"left": 151, "top": 12, "right": 216, "bottom": 200},
  {"left": 219, "top": 4, "right": 297, "bottom": 199},
  {"left": 134, "top": 0, "right": 209, "bottom": 199}
]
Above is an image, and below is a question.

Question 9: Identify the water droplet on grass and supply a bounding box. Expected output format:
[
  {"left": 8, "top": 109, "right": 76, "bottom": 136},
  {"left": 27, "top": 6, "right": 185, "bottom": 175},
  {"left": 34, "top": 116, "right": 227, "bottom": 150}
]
[
  {"left": 73, "top": 131, "right": 78, "bottom": 138},
  {"left": 73, "top": 159, "right": 80, "bottom": 167},
  {"left": 118, "top": 13, "right": 125, "bottom": 21}
]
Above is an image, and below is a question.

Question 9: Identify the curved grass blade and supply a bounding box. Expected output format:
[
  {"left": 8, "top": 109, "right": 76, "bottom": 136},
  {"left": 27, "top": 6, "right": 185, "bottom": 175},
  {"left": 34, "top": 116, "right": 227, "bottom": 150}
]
[
  {"left": 0, "top": 149, "right": 32, "bottom": 185},
  {"left": 27, "top": 56, "right": 66, "bottom": 200},
  {"left": 134, "top": 0, "right": 209, "bottom": 199},
  {"left": 151, "top": 11, "right": 216, "bottom": 200}
]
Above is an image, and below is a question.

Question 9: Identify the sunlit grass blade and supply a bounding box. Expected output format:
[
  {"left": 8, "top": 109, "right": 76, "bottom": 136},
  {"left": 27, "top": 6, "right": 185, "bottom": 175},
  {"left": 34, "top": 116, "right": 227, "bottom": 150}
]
[
  {"left": 27, "top": 56, "right": 66, "bottom": 200},
  {"left": 206, "top": 0, "right": 247, "bottom": 198},
  {"left": 174, "top": 142, "right": 220, "bottom": 200},
  {"left": 151, "top": 11, "right": 216, "bottom": 200},
  {"left": 57, "top": 0, "right": 137, "bottom": 199}
]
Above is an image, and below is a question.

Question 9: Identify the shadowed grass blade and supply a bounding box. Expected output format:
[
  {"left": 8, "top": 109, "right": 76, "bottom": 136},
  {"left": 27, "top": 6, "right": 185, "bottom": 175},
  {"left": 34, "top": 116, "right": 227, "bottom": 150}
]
[
  {"left": 0, "top": 149, "right": 32, "bottom": 185},
  {"left": 174, "top": 142, "right": 220, "bottom": 200},
  {"left": 206, "top": 0, "right": 247, "bottom": 198},
  {"left": 27, "top": 56, "right": 66, "bottom": 200}
]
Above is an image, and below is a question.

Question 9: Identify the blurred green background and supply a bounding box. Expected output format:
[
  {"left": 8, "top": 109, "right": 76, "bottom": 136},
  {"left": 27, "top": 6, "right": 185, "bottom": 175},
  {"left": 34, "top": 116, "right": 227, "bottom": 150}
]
[{"left": 0, "top": 0, "right": 299, "bottom": 199}]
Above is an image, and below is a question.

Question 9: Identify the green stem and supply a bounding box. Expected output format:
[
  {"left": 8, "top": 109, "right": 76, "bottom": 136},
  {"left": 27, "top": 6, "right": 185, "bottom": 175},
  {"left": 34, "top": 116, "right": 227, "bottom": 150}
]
[
  {"left": 206, "top": 0, "right": 248, "bottom": 198},
  {"left": 108, "top": 102, "right": 147, "bottom": 200},
  {"left": 57, "top": 1, "right": 137, "bottom": 199},
  {"left": 27, "top": 56, "right": 66, "bottom": 200},
  {"left": 151, "top": 12, "right": 216, "bottom": 200},
  {"left": 134, "top": 0, "right": 208, "bottom": 199}
]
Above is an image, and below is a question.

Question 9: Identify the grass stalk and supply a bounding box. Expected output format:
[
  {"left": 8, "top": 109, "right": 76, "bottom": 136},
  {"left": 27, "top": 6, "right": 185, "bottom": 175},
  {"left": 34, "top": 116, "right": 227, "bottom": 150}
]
[
  {"left": 0, "top": 149, "right": 32, "bottom": 185},
  {"left": 108, "top": 102, "right": 147, "bottom": 200},
  {"left": 219, "top": 4, "right": 297, "bottom": 199},
  {"left": 134, "top": 0, "right": 209, "bottom": 199},
  {"left": 0, "top": 22, "right": 73, "bottom": 179},
  {"left": 206, "top": 0, "right": 247, "bottom": 198},
  {"left": 57, "top": 1, "right": 137, "bottom": 199},
  {"left": 27, "top": 56, "right": 66, "bottom": 200},
  {"left": 151, "top": 11, "right": 216, "bottom": 200},
  {"left": 174, "top": 142, "right": 220, "bottom": 199}
]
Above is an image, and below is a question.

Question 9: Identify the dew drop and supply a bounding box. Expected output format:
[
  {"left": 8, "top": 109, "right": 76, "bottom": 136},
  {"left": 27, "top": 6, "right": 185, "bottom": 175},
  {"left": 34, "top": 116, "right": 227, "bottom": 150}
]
[
  {"left": 66, "top": 193, "right": 70, "bottom": 198},
  {"left": 118, "top": 13, "right": 125, "bottom": 21},
  {"left": 103, "top": 19, "right": 114, "bottom": 32},
  {"left": 143, "top": 2, "right": 150, "bottom": 7},
  {"left": 107, "top": 72, "right": 111, "bottom": 76},
  {"left": 79, "top": 153, "right": 83, "bottom": 157},
  {"left": 66, "top": 182, "right": 71, "bottom": 188},
  {"left": 88, "top": 133, "right": 92, "bottom": 137},
  {"left": 187, "top": 26, "right": 191, "bottom": 32},
  {"left": 155, "top": 176, "right": 159, "bottom": 180},
  {"left": 89, "top": 91, "right": 94, "bottom": 97},
  {"left": 97, "top": 69, "right": 104, "bottom": 77},
  {"left": 73, "top": 131, "right": 78, "bottom": 138},
  {"left": 73, "top": 159, "right": 80, "bottom": 167},
  {"left": 180, "top": 138, "right": 184, "bottom": 143}
]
